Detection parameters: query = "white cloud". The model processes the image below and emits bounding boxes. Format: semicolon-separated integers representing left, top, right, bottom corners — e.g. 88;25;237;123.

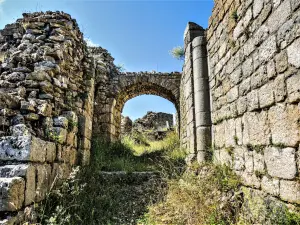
0;0;5;4
84;38;99;47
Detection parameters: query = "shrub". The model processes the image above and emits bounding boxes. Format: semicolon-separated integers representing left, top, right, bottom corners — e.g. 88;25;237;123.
170;46;185;60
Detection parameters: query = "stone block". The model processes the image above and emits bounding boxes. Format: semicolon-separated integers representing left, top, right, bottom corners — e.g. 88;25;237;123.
259;35;277;63
37;103;52;117
49;127;67;144
291;0;300;11
0;136;32;161
250;67;268;90
24;113;39;121
275;50;288;73
280;180;300;204
53;116;68;129
287;38;300;68
239;77;251;96
218;148;233;166
78;116;92;139
196;127;211;151
261;176;280;196
45;142;56;162
235;117;243;145
269;104;299;147
229;67;242;85
79;137;91;150
267;0;291;33
233;146;245;171
242;57;253;78
253;151;264;172
225;119;236;147
236;96;247;115
267;60;276;79
253;0;264;18
240;172;261;188
226;86;239;103
286;73;300;103
274;75;286;102
244;150;253;173
258;82;275;108
242;111;270;145
0;177;25;211
35;164;51;202
214;122;225;148
10;124;31;137
247;90;259;111
264;147;297;179
0;164;37;206
66;132;76;147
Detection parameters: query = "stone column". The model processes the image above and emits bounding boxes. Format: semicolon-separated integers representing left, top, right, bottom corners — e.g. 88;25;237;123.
192;30;212;163
182;22;206;163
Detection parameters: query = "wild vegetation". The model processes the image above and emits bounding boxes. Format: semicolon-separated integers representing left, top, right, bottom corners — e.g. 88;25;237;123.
169;46;185;60
33;131;300;225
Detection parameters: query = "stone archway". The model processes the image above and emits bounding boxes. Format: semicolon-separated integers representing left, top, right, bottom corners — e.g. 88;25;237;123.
93;72;181;141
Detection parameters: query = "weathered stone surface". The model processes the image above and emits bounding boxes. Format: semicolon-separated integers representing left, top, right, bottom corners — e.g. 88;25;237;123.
37;103;52;116
291;0;300;11
233;147;245;171
0;135;57;163
49;127;67;144
280;180;300;204
240;171;261;188
275;51;288;73
261;176;279;196
258;82;274;108
267;0;291;33
274;75;286;102
253;151;264;172
10;124;31;136
0;177;25;211
53;116;68;129
253;0;264;18
246;90;259;111
268;104;299;147
214;122;225;148
35;164;51;202
259;35;277;63
264;147;297;179
287;38;300;68
286;73;300;103
242;111;270;145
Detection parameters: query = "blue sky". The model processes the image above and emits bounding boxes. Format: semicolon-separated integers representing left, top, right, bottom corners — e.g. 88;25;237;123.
0;0;214;120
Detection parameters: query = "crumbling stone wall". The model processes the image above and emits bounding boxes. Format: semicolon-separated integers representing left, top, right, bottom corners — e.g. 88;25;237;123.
93;71;181;141
120;115;133;135
207;0;300;222
133;111;174;132
0;12;96;223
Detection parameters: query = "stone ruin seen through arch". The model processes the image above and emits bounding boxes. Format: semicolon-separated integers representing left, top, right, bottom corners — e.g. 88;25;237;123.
0;0;300;223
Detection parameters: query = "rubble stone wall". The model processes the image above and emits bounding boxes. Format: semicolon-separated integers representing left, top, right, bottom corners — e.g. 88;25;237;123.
0;12;96;222
207;0;300;222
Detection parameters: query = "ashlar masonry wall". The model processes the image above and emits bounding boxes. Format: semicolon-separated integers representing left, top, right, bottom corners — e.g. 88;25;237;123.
207;0;300;222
